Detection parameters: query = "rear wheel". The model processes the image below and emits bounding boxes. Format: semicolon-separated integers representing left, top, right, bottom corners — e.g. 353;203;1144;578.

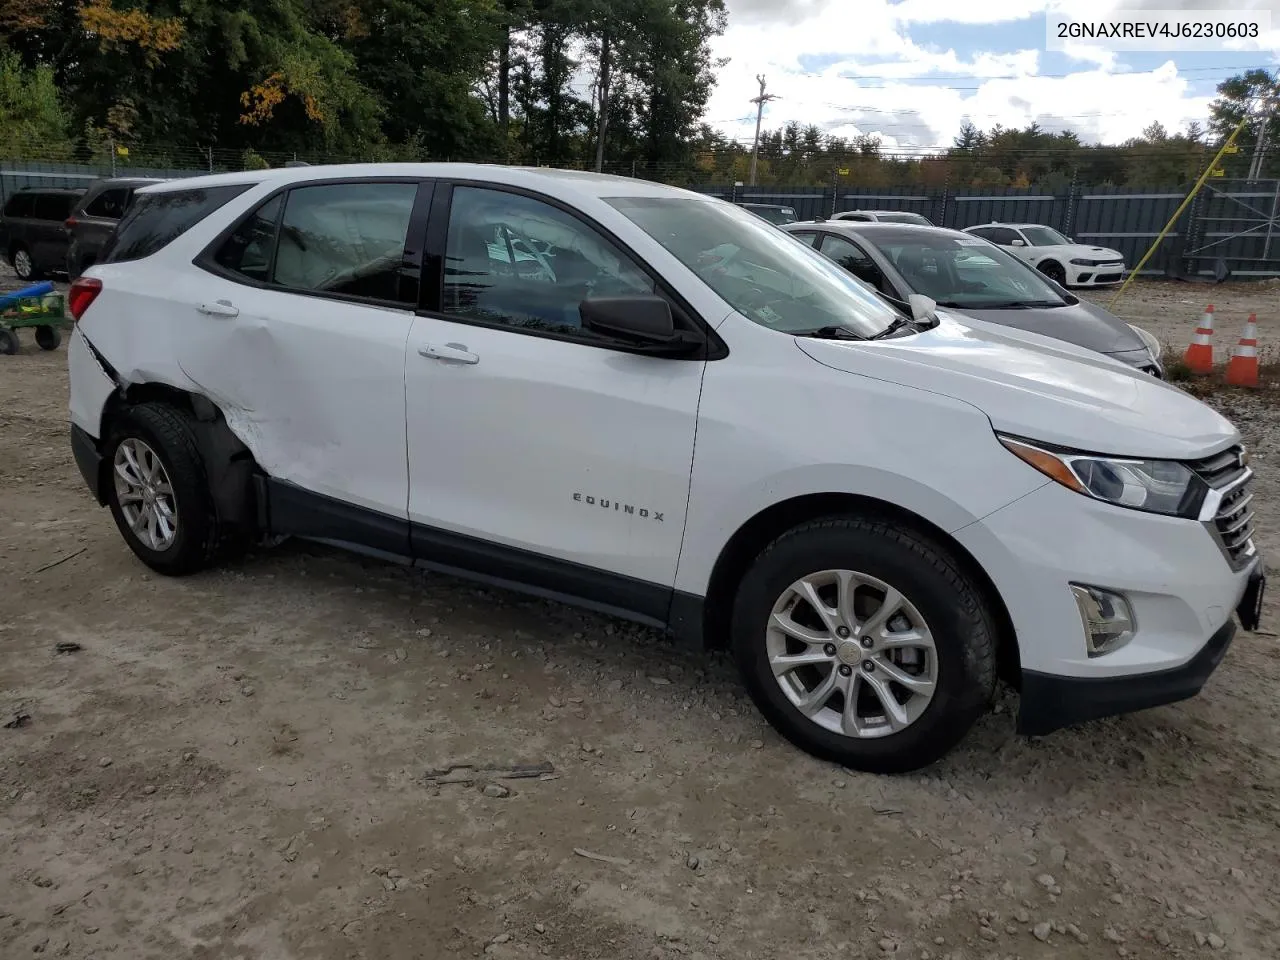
731;516;997;774
0;326;17;355
34;325;61;350
1038;260;1067;286
103;403;221;576
11;245;37;281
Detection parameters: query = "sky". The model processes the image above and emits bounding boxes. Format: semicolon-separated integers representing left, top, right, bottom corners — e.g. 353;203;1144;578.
702;0;1280;153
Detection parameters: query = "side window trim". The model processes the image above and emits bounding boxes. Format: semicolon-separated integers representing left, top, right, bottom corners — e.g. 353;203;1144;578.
193;176;435;312
421;179;728;360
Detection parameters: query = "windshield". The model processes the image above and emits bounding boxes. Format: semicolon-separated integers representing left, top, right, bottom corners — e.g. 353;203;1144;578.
863;228;1069;309
606;196;901;336
1020;226;1069;246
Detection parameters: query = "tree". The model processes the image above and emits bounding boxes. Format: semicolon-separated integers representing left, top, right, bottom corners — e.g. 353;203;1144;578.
1208;68;1280;178
0;52;72;158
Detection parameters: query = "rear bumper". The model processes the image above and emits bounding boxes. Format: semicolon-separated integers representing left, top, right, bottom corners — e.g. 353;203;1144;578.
71;423;106;505
1017;617;1236;736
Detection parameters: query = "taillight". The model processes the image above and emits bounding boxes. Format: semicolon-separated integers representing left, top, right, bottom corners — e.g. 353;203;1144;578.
68;277;102;322
64;217;77;230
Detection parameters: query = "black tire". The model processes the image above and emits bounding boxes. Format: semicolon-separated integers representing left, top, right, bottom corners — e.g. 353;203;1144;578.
34;325;61;351
10;244;39;281
1038;260;1067;286
103;403;221;576
730;516;997;774
0;326;17;355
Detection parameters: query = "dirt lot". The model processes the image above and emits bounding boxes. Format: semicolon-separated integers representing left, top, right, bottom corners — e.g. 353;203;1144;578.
2;278;1280;960
1080;280;1280;366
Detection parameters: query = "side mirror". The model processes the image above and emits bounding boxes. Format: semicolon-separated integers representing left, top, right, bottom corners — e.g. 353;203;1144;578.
1010;238;1026;247
580;295;702;355
907;294;936;322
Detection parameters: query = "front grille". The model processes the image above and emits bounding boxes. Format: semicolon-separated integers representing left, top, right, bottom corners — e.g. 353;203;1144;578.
1189;444;1257;570
1189;445;1248;489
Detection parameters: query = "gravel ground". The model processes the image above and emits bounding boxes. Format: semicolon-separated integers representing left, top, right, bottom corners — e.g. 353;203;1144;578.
2;276;1279;960
1079;280;1280;366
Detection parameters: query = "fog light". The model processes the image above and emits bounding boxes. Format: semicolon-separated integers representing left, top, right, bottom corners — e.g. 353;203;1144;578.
1070;584;1135;657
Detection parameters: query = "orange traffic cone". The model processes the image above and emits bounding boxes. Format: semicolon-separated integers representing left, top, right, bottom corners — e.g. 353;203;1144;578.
1225;313;1260;387
1183;305;1216;374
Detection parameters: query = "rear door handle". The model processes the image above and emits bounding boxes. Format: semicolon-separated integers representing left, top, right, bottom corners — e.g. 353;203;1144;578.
197;299;239;318
418;342;479;365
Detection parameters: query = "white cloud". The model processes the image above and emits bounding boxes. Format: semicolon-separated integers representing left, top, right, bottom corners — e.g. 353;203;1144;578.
700;0;1264;152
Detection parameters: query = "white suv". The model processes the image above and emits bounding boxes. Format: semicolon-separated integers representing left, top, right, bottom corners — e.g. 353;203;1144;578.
66;164;1265;773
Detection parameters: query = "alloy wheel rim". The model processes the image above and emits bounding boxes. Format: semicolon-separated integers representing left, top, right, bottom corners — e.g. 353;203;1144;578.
14;250;31;277
113;438;179;551
765;569;938;739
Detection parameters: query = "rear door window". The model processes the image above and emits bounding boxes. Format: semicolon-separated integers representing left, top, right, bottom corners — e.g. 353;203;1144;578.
4;193;35;218
102;184;255;264
206;180;426;306
34;193;76;221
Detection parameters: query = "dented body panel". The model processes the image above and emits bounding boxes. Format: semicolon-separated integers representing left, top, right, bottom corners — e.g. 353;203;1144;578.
74;261;415;520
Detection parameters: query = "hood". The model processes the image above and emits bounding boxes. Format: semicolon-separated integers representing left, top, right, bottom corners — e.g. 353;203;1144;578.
795;313;1237;460
1044;244;1124;260
951;299;1145;356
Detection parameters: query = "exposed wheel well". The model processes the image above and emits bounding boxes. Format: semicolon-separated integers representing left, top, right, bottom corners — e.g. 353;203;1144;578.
97;383;262;537
1036;259;1064;276
698;493;1021;687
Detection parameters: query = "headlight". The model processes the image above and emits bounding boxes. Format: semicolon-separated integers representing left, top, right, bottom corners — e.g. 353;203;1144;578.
1129;323;1162;360
998;435;1205;517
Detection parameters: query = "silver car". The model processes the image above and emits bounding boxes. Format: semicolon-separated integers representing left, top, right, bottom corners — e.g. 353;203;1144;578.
781;220;1162;376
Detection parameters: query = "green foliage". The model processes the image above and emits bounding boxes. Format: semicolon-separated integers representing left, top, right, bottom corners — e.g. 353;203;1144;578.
0;52;72;159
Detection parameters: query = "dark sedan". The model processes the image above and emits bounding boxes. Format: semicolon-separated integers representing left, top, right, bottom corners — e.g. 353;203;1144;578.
780;220;1163;376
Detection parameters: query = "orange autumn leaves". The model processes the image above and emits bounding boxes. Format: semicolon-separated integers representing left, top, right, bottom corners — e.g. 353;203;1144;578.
75;0;321;126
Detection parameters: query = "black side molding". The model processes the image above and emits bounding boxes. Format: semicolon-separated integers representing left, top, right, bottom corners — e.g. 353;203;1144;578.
1017;618;1236;737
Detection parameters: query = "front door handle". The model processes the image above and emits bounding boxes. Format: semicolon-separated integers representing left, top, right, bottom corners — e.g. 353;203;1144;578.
197;299;239;318
418;342;479;365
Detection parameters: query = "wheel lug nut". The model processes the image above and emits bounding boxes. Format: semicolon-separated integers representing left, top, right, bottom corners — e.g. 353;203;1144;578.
823;644;836;656
862;660;875;672
838;665;853;677
836;626;850;639
860;637;873;649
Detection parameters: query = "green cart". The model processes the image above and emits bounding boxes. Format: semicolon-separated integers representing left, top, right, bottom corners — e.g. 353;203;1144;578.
0;292;67;355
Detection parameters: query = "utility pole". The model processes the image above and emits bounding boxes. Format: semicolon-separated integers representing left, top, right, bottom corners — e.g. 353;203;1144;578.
748;74;779;187
1245;74;1278;182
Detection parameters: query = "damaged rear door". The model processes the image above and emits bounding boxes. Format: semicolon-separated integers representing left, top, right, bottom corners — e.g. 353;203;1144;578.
183;177;433;549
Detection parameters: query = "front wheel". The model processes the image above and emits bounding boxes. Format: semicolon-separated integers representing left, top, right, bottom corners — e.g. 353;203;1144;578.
103;403;221;576
731;516;997;774
1038;260;1067;286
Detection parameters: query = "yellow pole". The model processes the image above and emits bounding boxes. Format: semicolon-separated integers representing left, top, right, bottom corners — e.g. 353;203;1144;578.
1108;112;1252;311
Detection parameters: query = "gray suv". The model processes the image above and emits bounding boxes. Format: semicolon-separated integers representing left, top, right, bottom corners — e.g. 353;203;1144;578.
66;177;166;279
1;187;85;280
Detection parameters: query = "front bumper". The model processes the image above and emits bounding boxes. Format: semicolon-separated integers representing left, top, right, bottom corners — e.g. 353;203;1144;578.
952;481;1265;733
1018;617;1236;736
1066;262;1126;287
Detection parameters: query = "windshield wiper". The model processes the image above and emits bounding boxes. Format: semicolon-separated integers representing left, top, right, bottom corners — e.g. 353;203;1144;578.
792;325;866;341
869;316;917;339
978;299;1064;310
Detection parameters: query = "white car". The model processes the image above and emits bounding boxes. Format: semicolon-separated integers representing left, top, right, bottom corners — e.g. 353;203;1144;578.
961;222;1126;287
65;164;1265;773
831;209;934;226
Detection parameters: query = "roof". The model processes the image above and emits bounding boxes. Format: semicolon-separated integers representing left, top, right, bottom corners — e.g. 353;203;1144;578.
967;222;1047;229
15;185;86;194
137;163;709;203
786;220;961;237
